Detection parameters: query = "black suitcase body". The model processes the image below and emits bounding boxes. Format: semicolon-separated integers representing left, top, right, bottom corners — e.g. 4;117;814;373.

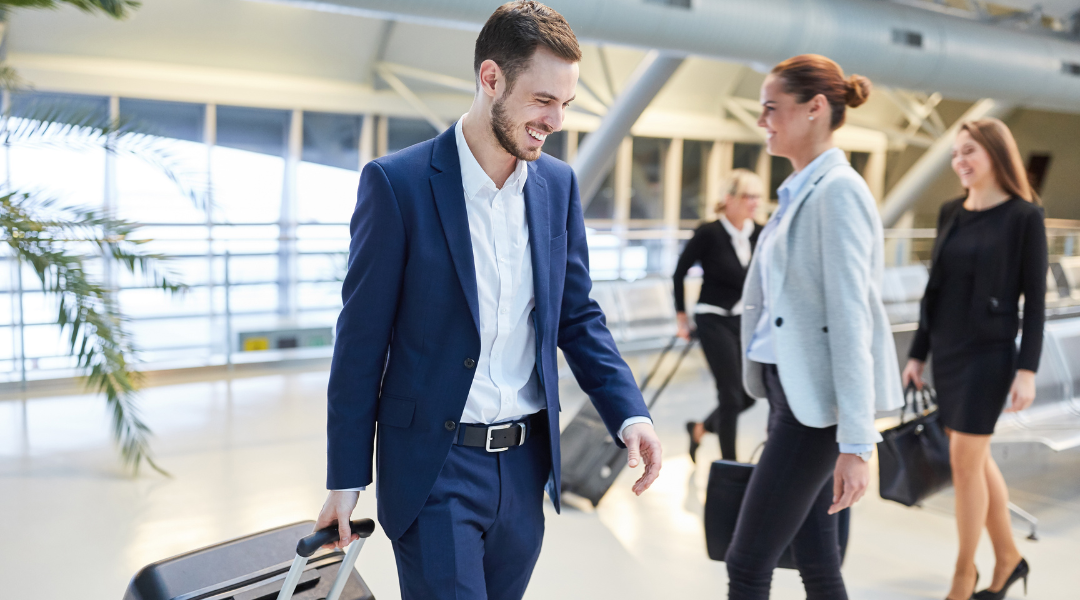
560;336;695;506
124;521;374;600
704;459;850;569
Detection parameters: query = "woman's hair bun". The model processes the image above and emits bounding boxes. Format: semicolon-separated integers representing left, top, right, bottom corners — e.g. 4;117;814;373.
845;74;872;108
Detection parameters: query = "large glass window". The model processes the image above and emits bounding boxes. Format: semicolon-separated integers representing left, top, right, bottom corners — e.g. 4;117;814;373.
732;142;761;172
630;137;667;220
681;140;707;220
212;106;287;224
298;111;363;224
542;130;567;162
770;155;794;200
387;118;438;154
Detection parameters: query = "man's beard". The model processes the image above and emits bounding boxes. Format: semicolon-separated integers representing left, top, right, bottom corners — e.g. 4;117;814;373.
491;96;546;162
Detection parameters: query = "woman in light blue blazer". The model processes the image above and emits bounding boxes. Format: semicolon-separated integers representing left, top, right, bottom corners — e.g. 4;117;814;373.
724;55;903;600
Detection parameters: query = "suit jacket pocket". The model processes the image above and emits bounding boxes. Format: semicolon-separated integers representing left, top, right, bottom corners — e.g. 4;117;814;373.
377;394;416;428
551;231;567;249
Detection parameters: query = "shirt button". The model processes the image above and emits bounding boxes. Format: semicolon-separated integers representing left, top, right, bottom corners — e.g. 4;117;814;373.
500;308;508;314
444;420;457;431
775;317;783;327
464;358;476;369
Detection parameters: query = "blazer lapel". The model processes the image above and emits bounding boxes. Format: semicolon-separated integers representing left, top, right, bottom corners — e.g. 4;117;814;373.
523;163;549;338
430;126;480;334
771;151;847;300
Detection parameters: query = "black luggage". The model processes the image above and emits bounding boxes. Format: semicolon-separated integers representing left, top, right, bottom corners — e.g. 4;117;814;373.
560;335;696;506
124;518;376;600
704;459;850;568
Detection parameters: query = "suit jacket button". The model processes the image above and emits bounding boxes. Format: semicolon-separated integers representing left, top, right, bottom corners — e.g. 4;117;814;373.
444;420;457;431
464;358;476;369
990;297;1000;307
775;317;783;327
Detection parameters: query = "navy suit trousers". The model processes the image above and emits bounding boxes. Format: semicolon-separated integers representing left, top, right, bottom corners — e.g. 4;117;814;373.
392;423;551;600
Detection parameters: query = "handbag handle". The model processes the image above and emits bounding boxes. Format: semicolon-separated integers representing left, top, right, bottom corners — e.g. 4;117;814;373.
901;384;937;424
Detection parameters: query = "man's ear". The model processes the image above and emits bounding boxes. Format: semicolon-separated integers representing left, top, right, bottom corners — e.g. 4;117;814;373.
478;59;502;99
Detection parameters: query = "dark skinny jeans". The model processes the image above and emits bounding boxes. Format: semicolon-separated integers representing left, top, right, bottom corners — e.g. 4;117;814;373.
725;364;847;600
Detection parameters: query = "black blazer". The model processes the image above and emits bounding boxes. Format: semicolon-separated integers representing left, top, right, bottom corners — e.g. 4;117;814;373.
909;196;1047;371
673;219;763;313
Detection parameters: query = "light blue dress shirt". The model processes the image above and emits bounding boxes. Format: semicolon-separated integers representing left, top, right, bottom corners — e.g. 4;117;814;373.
745;148;873;456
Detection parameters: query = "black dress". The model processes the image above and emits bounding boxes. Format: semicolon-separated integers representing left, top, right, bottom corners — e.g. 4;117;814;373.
911;198;1047;435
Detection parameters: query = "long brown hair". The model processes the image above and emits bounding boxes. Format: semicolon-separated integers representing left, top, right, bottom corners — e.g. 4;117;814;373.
771;54;871;130
958;118;1038;204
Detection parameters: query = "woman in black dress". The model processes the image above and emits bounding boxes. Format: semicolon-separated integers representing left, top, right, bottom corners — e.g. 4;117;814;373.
673;169;763;462
902;118;1046;600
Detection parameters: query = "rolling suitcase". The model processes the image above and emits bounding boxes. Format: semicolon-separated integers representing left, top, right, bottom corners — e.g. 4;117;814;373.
560;335;696;506
124;518;376;600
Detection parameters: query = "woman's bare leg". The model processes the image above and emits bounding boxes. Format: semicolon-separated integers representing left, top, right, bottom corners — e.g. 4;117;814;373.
983;455;1023;591
947;431;992;599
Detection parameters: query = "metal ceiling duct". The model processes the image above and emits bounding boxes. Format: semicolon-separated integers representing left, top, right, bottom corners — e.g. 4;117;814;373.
261;0;1080;113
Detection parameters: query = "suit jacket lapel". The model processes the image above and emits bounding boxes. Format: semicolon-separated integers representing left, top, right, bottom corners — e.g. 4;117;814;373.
523;162;549;338
430;126;480;334
770;151;847;301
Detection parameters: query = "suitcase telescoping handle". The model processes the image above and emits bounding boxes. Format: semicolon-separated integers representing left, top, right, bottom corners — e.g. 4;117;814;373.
277;519;376;600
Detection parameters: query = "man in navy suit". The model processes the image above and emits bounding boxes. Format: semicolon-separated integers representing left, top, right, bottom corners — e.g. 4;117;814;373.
315;2;662;598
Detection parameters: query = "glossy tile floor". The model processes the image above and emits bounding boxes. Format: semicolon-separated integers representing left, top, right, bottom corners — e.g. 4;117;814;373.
2;353;1079;599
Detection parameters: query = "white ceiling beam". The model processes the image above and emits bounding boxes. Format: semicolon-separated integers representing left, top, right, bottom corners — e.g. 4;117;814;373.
376;64;448;131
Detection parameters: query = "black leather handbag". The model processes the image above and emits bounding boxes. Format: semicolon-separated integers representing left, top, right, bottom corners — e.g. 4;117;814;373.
877;385;952;507
703;449;850;569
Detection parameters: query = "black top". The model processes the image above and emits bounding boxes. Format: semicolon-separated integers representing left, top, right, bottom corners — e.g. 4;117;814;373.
910;197;1047;371
673;219;763;313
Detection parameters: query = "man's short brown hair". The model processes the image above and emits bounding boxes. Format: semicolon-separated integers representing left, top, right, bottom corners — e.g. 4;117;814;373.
474;1;581;92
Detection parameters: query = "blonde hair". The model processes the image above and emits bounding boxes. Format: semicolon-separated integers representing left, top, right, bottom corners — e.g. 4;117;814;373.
716;169;764;213
958;118;1038;204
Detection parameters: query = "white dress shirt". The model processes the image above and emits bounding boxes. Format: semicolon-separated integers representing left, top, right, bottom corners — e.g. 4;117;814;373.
694;215;754;318
455;117;544;424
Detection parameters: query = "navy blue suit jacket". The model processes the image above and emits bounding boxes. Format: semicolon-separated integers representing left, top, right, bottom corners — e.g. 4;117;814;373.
327;124;649;541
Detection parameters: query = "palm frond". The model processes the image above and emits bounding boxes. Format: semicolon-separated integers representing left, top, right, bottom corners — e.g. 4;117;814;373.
0;1;140;19
2;103;210;213
1;191;184;475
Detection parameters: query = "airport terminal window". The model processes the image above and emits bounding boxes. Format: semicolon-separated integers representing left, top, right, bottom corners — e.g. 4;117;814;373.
1027;153;1052;195
584;169;616;220
770;155;794;200
298;112;363;224
732;142;761;171
543;130;567;161
850;151;870;177
213;106;287;224
630;136;667;220
302;112;362;171
387;117;438;154
5;92;109;209
681;140;707;220
115;99;207;224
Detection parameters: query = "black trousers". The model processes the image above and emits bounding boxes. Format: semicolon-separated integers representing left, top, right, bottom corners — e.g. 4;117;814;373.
695;313;755;460
725;364;846;600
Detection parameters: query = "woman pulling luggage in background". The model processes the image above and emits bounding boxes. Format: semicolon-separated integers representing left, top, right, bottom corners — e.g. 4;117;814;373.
673;169;763;463
902;118;1046;600
725;54;903;600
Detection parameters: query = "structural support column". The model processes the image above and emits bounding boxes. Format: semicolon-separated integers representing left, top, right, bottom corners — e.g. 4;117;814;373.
279;108;303;318
706;141;733;219
662;138;683;274
574;50;685;207
880;98;1014;228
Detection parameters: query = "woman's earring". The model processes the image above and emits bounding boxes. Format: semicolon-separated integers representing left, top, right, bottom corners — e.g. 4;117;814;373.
809;116;815;121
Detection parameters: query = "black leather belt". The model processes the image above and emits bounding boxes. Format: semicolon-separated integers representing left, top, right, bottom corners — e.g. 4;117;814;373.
456;411;546;452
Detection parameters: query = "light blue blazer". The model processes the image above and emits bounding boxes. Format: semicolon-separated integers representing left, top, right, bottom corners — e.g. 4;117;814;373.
740;150;904;445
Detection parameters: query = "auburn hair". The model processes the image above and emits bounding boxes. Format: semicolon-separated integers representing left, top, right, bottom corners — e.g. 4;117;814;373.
771;54;871;130
958;118;1038;203
474;1;581;91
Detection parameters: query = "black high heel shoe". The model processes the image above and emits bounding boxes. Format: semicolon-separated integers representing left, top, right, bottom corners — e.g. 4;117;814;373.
945;568;979;600
973;558;1029;599
686;422;700;464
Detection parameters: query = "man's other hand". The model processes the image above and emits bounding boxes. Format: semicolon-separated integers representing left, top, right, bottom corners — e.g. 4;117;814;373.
315;490;361;550
624;422;663;496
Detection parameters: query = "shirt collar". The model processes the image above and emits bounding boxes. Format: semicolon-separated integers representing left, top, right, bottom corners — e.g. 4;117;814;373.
776;147;844;209
719;214;754;240
455;116;528;199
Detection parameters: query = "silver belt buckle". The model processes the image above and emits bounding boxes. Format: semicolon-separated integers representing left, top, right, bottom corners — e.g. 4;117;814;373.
485;422;527;452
